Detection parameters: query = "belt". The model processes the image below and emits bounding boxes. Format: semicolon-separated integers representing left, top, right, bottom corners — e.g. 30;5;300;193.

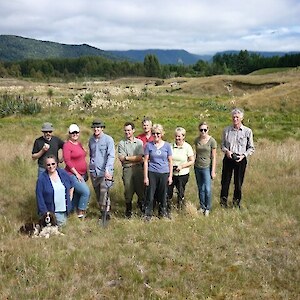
123;163;143;168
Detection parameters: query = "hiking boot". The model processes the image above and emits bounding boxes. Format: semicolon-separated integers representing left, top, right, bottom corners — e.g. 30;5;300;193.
204;210;210;216
233;199;241;209
220;197;228;208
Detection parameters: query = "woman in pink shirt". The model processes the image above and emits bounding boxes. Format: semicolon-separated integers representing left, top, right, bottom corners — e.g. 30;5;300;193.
63;124;90;218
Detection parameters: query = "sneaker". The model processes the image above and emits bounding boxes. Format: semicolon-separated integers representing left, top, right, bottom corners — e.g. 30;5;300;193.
220;197;228;208
204;210;210;216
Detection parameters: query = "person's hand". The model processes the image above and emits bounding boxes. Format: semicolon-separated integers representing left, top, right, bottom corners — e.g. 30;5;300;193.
105;171;113;180
211;171;216;180
168;176;173;185
144;177;149;186
43;143;50;152
236;155;245;162
226;150;232;159
76;174;84;182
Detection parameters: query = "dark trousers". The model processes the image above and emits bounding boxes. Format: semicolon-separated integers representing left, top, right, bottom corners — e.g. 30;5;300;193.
220;156;247;202
167;174;189;209
145;171;169;217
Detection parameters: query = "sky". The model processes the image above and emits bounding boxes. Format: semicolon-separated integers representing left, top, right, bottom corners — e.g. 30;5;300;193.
1;0;300;54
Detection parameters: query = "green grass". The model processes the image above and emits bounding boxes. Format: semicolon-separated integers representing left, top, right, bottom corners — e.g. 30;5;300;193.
0;76;299;299
250;67;293;75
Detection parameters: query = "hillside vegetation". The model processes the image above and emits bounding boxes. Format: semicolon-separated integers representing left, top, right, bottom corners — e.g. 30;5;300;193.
0;70;299;299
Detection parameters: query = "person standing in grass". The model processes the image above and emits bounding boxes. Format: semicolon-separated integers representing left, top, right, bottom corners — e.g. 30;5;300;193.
194;122;217;216
63;124;90;219
137;117;154;147
220;108;255;209
143;124;173;220
89;120;115;222
167;127;194;213
32;122;64;176
118;122;144;218
36;155;74;227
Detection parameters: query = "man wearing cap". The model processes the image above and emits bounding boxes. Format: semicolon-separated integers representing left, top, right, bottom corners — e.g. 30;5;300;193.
32;122;64;176
118;122;144;218
89;119;115;221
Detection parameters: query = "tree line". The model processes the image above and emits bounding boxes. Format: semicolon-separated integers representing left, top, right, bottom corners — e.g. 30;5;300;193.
0;50;299;80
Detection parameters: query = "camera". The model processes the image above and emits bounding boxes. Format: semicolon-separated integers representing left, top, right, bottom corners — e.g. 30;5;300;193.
231;153;239;161
173;166;178;171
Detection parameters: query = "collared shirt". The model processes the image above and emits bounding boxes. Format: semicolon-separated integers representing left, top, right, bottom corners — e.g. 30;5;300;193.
118;137;144;168
88;133;115;177
221;124;255;157
136;133;154;148
172;141;194;176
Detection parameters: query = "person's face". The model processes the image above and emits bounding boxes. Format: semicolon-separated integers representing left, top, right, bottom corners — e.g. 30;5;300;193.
175;132;184;145
199;125;209;136
69;131;80;141
93;126;104;137
232;113;243;127
143;121;152;134
45;158;57;174
43;131;53;141
124;125;134;139
152;130;162;142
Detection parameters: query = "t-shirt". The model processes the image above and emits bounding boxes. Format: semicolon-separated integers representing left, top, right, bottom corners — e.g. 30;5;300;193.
32;136;64;167
51;176;66;212
145;141;172;173
171;141;194;176
63;141;87;175
194;136;217;168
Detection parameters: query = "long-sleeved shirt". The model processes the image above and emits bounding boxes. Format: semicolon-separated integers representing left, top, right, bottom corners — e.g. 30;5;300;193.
221;124;255;158
63;141;87;175
89;133;115;177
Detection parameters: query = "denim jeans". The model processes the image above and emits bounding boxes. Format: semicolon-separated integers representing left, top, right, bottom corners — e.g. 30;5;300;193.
71;175;90;211
38;166;46;177
194;166;212;211
55;212;67;227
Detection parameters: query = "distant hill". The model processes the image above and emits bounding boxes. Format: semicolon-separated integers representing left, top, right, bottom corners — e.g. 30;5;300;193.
0;35;210;65
216;50;300;57
0;35;121;62
109;49;212;65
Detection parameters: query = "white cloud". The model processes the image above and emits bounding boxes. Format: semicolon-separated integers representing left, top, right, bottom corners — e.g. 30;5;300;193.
0;0;300;54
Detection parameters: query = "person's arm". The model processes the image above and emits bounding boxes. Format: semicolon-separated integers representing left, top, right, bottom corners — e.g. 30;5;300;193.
105;137;115;180
211;148;217;179
221;128;232;159
36;177;48;215
168;155;173;185
245;129;255;157
143;154;149;186
32;141;49;160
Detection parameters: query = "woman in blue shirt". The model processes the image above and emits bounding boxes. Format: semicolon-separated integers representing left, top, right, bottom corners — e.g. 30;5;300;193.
144;124;173;220
36;155;74;227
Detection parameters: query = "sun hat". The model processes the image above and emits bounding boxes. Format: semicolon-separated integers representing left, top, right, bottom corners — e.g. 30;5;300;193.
91;119;105;128
41;122;54;132
69;124;80;133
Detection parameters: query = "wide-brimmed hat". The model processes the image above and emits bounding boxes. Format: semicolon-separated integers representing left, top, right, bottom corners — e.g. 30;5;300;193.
41;122;54;132
91;119;105;128
68;124;80;133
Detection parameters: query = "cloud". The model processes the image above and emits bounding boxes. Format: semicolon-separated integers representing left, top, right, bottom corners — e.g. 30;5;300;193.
0;0;300;54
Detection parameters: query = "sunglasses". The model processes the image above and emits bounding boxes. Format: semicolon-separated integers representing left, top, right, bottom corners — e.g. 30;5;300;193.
70;131;79;134
46;163;56;167
44;131;53;134
199;128;208;132
152;132;161;136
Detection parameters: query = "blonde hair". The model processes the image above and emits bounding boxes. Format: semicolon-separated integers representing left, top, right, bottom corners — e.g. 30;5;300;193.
152;124;165;135
198;122;208;129
175;127;186;137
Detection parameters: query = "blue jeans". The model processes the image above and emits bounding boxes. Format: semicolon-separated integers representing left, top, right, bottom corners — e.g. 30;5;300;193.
71;175;90;211
194;166;212;211
55;212;67;227
38;166;46;177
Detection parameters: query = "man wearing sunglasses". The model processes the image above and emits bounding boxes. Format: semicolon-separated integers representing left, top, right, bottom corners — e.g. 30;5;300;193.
220;108;255;209
32;122;64;176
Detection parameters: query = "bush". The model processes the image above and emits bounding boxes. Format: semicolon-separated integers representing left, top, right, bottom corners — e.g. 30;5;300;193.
0;93;41;117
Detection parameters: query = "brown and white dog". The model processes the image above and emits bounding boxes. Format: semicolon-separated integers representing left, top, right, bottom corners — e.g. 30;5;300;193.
19;212;64;238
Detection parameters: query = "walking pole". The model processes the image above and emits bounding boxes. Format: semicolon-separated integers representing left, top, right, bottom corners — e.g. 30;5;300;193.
102;178;113;228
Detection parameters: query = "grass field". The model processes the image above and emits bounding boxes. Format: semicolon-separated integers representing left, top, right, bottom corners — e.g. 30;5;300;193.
0;70;299;299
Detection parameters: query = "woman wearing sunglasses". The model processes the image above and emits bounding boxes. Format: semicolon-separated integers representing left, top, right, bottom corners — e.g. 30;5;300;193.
194;122;217;216
63;124;90;219
36;155;74;227
144;124;173;220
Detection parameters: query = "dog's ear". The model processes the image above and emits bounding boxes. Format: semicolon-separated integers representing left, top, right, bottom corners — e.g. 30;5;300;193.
50;212;58;226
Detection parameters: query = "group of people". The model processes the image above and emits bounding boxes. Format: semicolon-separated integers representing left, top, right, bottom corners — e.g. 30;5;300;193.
32;108;255;226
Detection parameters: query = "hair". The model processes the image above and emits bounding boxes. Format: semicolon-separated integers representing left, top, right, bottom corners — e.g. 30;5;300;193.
152;124;165;135
231;108;244;118
43;154;58;168
174;127;186;137
142;117;152;126
124;122;135;129
198;121;208;129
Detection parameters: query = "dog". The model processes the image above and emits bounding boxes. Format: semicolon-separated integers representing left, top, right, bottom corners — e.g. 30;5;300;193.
19;212;64;238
